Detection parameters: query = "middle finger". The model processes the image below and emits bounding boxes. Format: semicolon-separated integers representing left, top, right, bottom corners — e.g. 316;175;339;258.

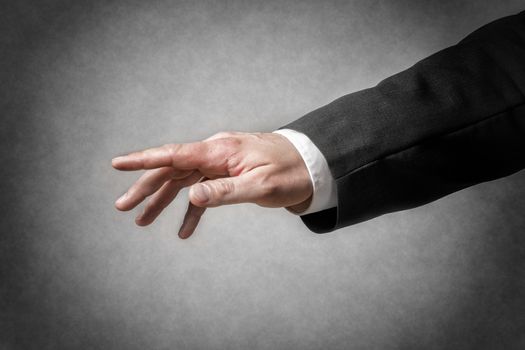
115;167;193;211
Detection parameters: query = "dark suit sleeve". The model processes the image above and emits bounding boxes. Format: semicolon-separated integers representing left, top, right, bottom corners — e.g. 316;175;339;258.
281;11;525;233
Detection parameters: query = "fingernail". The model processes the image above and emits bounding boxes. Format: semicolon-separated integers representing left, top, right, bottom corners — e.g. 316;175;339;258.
116;192;128;205
112;156;125;167
135;213;145;225
192;184;210;203
178;225;188;239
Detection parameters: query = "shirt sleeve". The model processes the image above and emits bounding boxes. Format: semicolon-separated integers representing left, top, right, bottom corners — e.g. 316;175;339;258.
273;129;337;215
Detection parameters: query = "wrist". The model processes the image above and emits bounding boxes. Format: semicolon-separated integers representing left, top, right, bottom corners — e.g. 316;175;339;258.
286;194;313;214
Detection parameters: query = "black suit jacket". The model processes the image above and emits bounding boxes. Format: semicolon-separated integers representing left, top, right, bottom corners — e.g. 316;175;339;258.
282;11;525;233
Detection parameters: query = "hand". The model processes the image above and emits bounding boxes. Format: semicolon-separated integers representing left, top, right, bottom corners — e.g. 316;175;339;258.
112;131;313;239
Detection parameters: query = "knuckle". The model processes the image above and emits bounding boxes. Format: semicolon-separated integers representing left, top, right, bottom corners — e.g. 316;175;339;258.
212;131;234;139
162;143;179;159
211;137;242;161
212;179;234;198
248;132;265;141
127;187;144;200
222;136;242;148
162;143;175;150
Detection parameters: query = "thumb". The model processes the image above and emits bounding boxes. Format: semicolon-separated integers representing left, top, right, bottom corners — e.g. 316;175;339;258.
189;173;262;207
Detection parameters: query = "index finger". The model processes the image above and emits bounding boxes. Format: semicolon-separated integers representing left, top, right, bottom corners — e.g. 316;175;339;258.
112;142;210;171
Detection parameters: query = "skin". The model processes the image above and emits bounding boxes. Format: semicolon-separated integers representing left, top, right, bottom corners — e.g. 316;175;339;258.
112;131;313;239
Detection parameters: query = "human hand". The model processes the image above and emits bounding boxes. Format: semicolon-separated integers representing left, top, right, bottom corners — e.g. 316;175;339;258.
112;131;313;239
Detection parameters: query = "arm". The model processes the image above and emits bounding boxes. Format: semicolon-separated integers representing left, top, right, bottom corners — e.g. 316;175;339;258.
281;10;525;232
113;11;525;237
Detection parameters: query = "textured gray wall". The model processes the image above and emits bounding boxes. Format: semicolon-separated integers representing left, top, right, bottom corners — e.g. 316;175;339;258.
2;1;525;349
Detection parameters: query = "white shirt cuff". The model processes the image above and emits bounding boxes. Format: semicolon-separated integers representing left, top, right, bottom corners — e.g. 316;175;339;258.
273;129;337;215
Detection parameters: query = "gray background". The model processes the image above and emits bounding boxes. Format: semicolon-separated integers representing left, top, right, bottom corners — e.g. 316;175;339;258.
2;0;525;349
